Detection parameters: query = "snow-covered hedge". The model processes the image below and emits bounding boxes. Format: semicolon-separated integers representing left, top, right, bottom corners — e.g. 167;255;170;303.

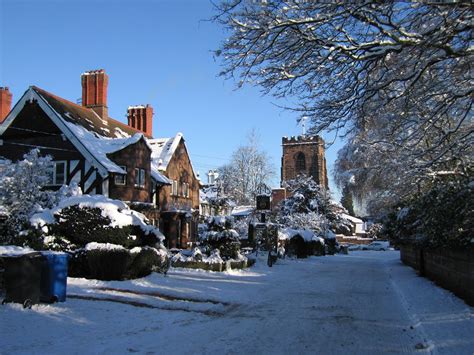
69;243;169;280
170;248;253;272
30;194;164;251
199;216;242;260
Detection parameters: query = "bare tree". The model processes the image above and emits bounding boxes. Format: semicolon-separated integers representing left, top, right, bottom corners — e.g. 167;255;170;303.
218;129;275;205
214;1;473;213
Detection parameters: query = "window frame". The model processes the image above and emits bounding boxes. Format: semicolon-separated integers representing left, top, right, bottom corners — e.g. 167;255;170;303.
115;166;127;186
171;180;178;196
295;152;306;173
47;161;67;186
134;167;146;188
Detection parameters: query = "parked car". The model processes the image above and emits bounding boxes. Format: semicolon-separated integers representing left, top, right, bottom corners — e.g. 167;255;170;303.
362;241;390;251
347;244;362;251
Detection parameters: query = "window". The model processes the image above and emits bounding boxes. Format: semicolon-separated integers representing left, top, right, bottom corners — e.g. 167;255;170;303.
48;161;66;185
171;180;178;196
134;168;145;188
182;182;189;198
115;166;127;185
295;152;306;173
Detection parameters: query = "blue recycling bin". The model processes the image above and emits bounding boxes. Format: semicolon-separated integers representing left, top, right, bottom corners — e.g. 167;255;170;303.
40;252;69;303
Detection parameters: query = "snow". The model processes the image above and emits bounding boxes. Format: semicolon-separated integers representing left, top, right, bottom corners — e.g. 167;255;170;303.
172;248;224;264
231;205;254;217
0;245;34;256
1;251;473;353
64;121;148;175
84;242;126;251
341;213;364;224
30;194;164;241
149;133;183;172
148;133;199;182
278;227;325;244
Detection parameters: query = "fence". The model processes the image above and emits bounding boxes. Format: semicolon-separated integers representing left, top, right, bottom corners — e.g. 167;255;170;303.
400;244;474;306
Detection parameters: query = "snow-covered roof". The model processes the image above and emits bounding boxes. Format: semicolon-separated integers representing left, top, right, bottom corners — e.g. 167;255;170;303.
149;133;200;182
278;228;325;244
64;121;148;174
231;206;255;217
341;213;364;224
149;133;183;172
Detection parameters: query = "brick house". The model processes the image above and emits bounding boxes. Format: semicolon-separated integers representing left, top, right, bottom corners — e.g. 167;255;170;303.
0;70;201;248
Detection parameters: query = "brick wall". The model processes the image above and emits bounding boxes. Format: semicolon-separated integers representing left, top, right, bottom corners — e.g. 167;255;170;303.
400;244;474;306
281;135;328;188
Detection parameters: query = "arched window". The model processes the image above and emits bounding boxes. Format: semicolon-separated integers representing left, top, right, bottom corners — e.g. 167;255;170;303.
295;152;306;173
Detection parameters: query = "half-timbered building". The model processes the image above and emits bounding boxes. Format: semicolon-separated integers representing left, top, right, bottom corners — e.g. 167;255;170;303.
0;70;200;247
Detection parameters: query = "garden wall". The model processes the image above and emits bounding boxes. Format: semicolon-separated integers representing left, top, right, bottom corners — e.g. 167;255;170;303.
336;235;373;245
400;244;474;306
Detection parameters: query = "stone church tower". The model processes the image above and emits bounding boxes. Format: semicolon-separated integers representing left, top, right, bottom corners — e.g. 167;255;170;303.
281;135;328;189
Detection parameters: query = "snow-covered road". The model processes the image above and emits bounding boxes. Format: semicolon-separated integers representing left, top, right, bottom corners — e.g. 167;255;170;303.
1;251;473;354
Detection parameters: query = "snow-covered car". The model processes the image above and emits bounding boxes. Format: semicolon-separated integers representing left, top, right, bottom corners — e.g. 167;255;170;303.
362;241;390;251
347;244;362;251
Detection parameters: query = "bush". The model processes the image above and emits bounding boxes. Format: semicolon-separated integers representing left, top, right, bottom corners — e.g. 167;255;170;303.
384;173;473;249
68;246;169;280
199;216;242;260
85;248;132;281
49;206;135;249
127;247;168;279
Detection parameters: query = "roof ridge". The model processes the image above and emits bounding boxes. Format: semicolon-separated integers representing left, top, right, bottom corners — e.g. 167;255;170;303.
32;86;88;112
32;86;152;138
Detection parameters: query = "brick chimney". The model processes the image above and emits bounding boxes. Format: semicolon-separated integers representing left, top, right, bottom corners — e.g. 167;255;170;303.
127;105;153;137
81;69;109;119
0;87;12;123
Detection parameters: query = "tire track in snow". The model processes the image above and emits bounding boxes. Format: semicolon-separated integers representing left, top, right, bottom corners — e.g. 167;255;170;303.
68;294;226;317
387;265;437;354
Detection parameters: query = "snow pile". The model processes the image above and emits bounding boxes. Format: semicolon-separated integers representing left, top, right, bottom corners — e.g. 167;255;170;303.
278;228;325;244
0;245;34;256
84;242;126;251
30;194;164;241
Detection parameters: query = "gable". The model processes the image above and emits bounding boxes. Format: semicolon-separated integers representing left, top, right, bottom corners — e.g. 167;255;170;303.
0;87;146;177
0;99;82;162
166;139;199;184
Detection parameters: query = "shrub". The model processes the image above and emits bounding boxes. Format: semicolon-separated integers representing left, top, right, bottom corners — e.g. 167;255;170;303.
49;206;135;249
385;172;473;249
68;246;169;280
127;247;168;279
85;248;132;281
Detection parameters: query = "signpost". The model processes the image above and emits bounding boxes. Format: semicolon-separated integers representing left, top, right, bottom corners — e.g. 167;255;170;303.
254;183;278;266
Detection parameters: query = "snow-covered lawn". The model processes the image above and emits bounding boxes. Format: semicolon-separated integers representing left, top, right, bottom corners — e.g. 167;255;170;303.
2;251;473;354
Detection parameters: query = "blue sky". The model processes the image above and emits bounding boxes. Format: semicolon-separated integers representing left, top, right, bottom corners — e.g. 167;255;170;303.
0;0;344;198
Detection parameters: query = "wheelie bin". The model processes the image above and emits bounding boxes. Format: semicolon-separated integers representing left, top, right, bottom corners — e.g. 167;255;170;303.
40;251;69;303
2;252;43;308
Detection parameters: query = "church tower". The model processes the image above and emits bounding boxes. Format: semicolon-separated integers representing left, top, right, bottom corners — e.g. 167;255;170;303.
281;135;328;189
